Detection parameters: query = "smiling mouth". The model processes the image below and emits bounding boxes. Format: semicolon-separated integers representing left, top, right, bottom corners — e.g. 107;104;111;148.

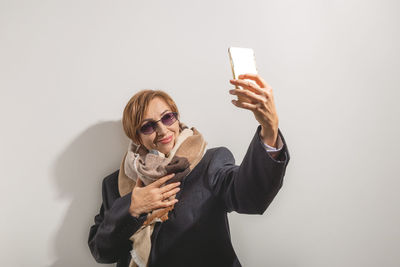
158;135;173;144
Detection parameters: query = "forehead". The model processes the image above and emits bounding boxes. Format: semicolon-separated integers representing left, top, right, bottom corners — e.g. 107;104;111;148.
143;97;171;118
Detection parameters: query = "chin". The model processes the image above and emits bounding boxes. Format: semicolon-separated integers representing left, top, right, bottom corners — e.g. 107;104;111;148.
154;134;176;154
160;140;175;155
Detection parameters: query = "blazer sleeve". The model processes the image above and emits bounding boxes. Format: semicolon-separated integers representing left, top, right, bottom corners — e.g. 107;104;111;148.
208;125;290;214
88;174;148;263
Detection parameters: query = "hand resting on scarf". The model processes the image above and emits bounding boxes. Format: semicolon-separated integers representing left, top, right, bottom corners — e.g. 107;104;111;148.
129;173;181;218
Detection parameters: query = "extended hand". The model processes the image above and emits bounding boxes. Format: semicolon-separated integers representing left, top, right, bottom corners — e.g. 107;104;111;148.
229;73;279;147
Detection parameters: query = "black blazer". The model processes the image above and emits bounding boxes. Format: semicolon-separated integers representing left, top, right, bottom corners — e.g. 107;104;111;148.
88;125;290;267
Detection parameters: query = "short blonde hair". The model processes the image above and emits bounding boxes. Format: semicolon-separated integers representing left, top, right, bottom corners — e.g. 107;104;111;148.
122;89;179;145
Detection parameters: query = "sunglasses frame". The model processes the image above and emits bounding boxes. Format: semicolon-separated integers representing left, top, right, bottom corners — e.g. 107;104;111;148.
138;112;179;135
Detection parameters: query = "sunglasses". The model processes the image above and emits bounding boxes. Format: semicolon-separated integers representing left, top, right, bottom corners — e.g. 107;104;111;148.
138;112;179;135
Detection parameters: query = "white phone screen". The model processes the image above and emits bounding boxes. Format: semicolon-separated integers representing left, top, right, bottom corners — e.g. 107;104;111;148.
228;47;258;81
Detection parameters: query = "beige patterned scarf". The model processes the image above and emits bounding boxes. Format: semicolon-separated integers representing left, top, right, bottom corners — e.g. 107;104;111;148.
118;122;207;267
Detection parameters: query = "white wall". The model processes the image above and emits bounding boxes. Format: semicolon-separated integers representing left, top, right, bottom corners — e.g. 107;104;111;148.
1;0;399;266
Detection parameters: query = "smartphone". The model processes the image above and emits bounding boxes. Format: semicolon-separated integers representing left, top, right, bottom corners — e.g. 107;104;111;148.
228;47;258;102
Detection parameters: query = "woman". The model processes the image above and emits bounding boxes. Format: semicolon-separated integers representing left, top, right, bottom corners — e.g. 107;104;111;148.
88;73;290;267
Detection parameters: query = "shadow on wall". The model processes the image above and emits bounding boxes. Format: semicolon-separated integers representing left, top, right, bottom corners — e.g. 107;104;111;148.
49;120;129;267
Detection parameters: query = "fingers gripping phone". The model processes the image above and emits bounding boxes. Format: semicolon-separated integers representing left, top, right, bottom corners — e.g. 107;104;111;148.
228;47;258;102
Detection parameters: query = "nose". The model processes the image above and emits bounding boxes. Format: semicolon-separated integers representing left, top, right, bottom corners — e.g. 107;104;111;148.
155;121;168;136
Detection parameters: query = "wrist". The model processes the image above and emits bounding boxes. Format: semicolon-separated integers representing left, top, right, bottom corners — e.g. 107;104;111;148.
260;125;278;148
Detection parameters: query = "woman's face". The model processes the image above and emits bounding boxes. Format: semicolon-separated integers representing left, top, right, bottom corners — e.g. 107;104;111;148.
138;97;180;155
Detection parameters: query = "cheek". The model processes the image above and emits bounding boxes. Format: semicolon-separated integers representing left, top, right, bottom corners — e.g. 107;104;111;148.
150;133;158;143
140;133;155;146
173;126;180;137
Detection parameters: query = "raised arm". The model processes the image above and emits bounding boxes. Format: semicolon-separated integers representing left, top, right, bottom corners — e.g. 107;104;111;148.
208;126;290;214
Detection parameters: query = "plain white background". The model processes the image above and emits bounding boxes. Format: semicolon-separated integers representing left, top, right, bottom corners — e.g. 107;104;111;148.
1;0;399;266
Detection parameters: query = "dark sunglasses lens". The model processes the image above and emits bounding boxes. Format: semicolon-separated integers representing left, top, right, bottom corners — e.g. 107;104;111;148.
161;112;177;125
140;122;155;135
